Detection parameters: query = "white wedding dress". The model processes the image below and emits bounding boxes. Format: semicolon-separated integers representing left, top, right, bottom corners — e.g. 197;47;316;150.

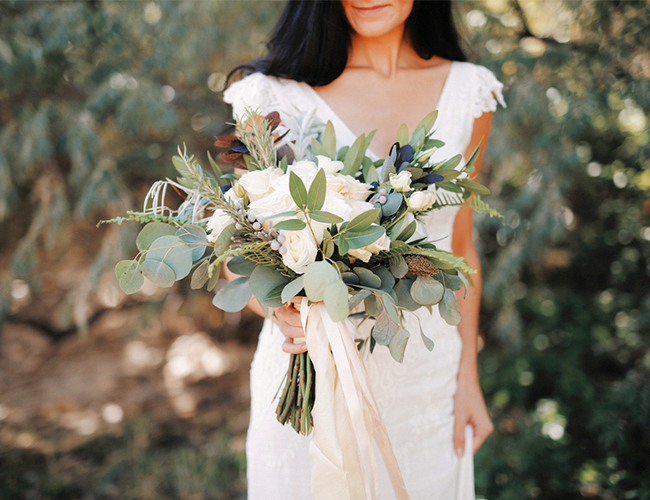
223;61;505;500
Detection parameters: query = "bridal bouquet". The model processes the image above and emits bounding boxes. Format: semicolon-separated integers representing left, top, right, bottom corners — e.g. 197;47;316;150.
105;108;500;437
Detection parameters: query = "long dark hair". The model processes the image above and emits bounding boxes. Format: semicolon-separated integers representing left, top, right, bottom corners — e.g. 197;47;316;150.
230;0;467;87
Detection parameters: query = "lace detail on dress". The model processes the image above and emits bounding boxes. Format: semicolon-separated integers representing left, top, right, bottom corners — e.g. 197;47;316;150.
223;72;280;120
472;66;507;119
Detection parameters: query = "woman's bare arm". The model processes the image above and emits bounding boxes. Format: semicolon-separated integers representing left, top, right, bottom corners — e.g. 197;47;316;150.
450;111;495;456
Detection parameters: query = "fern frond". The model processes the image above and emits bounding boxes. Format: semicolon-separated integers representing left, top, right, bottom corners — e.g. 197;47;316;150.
427;192;503;221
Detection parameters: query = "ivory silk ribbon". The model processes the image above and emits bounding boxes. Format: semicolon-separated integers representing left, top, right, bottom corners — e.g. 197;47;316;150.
300;298;410;500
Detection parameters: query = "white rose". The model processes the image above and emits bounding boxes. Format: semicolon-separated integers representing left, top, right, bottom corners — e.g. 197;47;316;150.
325;173;372;201
270;161;319;195
389;171;413;192
206;209;233;243
347;226;390;263
408;190;437;211
316;155;344;175
248;191;296;227
223;187;242;205
321;191;353;221
237;168;283;202
280;225;323;274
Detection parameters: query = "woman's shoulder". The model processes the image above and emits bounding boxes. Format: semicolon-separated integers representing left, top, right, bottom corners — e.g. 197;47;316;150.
449;61;506;118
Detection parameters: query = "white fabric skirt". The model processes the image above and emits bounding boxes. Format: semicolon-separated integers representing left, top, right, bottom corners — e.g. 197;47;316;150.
246;311;475;500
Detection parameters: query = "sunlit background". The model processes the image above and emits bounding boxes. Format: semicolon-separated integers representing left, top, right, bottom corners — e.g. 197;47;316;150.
0;1;648;499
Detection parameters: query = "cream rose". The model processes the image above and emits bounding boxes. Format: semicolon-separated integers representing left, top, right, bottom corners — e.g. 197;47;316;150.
347;227;390;263
280;225;324;274
237;167;283;202
326;173;372;201
347;200;376;221
389;171;413;192
248;191;296;227
206;209;233;243
408;190;437;211
316;155;344;175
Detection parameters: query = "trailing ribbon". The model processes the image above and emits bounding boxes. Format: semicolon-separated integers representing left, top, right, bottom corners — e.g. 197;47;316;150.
300;298;410;500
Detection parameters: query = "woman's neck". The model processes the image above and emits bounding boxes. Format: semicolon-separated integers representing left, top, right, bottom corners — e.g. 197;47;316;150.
347;26;422;78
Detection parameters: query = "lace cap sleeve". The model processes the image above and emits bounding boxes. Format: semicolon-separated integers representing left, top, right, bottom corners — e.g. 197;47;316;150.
222;72;277;120
473;66;506;119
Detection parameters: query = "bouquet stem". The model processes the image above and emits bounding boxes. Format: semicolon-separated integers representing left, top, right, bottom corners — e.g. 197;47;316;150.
276;351;316;435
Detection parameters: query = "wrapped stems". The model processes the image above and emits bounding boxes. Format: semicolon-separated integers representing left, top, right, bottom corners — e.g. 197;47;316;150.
276;352;316;435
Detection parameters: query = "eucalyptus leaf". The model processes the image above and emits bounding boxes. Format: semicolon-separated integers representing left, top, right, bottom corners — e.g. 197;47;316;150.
439;272;463;291
118;269;144;295
273;219;307;231
141;259;176;288
213;277;252;312
364;293;383;318
227;255;258;277
308;168;327;211
136;222;177;252
338;234;349;255
380;293;400;324
381;192;402;217
389;255;409;279
345;225;385;250
437;181;463;194
346;208;380;233
456;178;491;195
303;261;340;302
289;171;308;209
116;260;137;279
396;220;417;242
323;280;350;321
323;239;335;259
458;272;470;299
213;223;237;254
439;154;462;171
309;210;343;224
419;322;435;351
341;133;366;176
382;156;396;183
207;150;226;186
145;235;193;280
439;287;461;325
264;210;298;220
342;272;360;285
373;266;395;293
311;137;327;158
281;275;304;304
349;289;371;310
207;263;221;291
249;266;290;308
411;276;444;305
176;224;207;261
353;267;382;289
323;121;337;160
371;311;397;346
396;123;409;147
393;278;419;311
388;326;410;363
191;260;210;289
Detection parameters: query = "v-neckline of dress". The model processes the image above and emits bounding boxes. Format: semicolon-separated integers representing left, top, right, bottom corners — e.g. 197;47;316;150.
298;61;457;160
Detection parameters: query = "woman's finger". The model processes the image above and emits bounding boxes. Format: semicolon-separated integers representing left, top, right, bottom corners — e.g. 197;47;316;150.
453;412;468;458
282;337;308;354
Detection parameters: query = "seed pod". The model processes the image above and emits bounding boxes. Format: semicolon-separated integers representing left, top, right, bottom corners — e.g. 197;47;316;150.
404;255;440;276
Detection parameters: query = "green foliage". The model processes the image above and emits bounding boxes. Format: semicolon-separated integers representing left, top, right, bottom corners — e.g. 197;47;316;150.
460;1;650;498
0;0;282;327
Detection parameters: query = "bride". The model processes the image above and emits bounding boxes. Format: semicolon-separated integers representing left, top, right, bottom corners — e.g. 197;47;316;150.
223;0;504;498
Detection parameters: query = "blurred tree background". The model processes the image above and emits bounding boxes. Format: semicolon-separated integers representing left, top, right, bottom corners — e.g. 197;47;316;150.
0;1;648;499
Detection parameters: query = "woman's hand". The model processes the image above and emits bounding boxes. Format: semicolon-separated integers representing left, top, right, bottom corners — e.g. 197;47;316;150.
274;300;308;354
453;374;494;457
